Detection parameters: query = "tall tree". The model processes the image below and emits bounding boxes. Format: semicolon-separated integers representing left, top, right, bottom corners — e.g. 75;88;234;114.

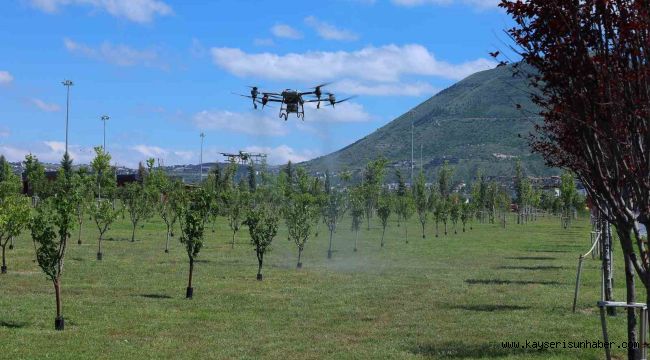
23;153;46;199
500;3;650;355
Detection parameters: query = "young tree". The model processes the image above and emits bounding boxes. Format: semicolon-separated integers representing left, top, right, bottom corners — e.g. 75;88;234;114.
284;191;318;269
179;198;204;298
322;172;347;259
246;204;279;280
437;160;454;200
438;199;450;236
159;180;183;253
121;181;155;242
224;185;247;249
90;146;113;200
349;185;365;251
72;168;93;245
449;194;461;235
377;190;392;248
362;157;387;230
91;199;119;260
0;195;31;273
29;156;77;330
413;171;429;239
559;172;577;229
23;153;46;201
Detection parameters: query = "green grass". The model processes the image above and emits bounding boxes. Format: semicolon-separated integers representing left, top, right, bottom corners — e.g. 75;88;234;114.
0;213;634;359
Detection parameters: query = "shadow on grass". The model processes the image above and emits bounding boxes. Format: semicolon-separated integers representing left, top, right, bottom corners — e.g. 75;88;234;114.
0;320;27;329
465;279;561;285
139;294;172;299
194;259;212;263
410;341;548;358
498;265;565;270
526;249;571;253
506;256;556;260
452;304;530;312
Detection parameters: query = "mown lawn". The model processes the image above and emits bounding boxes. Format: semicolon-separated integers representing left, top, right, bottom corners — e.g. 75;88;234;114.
0;213;634;359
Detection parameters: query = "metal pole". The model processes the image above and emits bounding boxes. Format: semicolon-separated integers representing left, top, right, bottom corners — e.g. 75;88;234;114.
573;256;584;313
600;305;612;360
62;80;74;155
101;115;110;152
199;132;205;183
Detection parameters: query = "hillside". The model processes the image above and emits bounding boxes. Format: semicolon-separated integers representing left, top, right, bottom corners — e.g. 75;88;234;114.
302;64;556;182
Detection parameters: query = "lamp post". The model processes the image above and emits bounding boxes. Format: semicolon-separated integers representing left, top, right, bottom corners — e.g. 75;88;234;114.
100;115;110;151
199;132;205;183
62;80;74;155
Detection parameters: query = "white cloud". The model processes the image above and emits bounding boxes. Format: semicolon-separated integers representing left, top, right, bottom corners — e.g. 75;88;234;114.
31;98;61;112
332;80;438;96
132;144;168;158
303;102;372;123
29;0;172;23
193;110;287;136
0;71;13;85
271;24;302;39
392;0;499;9
304;16;358;41
253;38;275;47
211;44;495;83
243;145;320;165
64;38;166;69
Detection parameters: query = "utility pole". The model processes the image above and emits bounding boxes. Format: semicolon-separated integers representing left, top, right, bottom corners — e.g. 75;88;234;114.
62;80;74;155
411;118;414;184
199;132;205;183
100;115;110;151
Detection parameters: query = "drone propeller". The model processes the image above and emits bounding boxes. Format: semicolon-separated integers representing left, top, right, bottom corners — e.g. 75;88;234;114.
326;95;356;107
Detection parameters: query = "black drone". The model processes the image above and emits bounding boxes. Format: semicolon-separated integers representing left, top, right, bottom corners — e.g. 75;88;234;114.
234;83;355;120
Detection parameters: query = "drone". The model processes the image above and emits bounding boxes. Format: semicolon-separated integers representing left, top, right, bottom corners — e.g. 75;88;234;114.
234;83;355;120
221;151;267;165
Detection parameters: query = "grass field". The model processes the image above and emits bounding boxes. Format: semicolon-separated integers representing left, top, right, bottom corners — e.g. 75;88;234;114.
0;213;636;359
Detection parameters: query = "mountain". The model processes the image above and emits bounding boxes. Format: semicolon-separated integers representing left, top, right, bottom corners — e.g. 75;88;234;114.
301;64;557;182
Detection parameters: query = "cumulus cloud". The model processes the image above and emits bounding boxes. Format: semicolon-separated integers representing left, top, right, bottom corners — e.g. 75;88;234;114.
211;44;495;83
193;110;287;136
243;145;320;165
391;0;499;9
0;71;13;85
132;144;168;158
332;80;438;96
303;102;372;123
64;38;166;69
304;16;358;41
271;24;302;39
31;98;61;112
29;0;172;23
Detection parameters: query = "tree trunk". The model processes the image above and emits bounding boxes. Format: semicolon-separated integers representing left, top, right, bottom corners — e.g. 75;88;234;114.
1;243;7;273
257;253;263;280
232;231;236;249
297;248;303;268
77;224;82;245
97;235;103;260
601;219;615;316
131;223;137;242
381;227;385;247
405;226;408;244
9;236;13;250
354;230;358;252
54;277;64;330
444;222;447;235
624;252;639;360
186;257;194;298
435;222;439;237
327;230;333;259
421;222;425;239
165;227;170;253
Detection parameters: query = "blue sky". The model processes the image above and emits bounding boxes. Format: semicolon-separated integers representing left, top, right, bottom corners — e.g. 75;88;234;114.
0;0;509;167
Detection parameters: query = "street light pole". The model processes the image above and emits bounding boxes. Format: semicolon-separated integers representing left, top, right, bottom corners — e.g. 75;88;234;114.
62;80;74;155
101;115;110;152
199;132;205;183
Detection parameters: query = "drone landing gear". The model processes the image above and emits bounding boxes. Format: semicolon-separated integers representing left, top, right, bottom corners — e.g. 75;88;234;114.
279;112;288;121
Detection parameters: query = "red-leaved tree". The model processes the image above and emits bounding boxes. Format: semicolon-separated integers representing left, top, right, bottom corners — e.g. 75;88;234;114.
500;1;649;358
